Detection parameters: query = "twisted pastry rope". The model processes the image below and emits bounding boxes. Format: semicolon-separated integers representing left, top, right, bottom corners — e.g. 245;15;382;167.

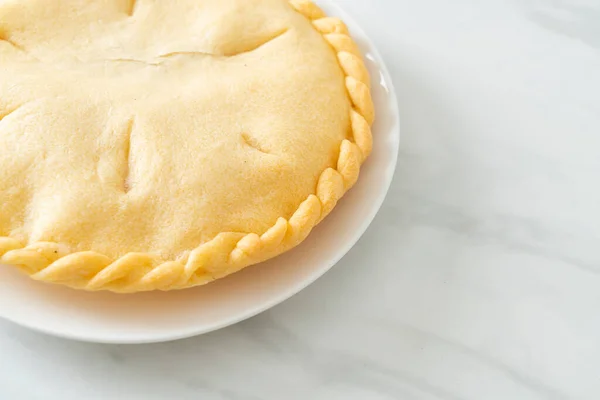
0;0;374;292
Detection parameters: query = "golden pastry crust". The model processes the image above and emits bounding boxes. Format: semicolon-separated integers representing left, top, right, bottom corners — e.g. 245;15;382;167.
0;0;374;292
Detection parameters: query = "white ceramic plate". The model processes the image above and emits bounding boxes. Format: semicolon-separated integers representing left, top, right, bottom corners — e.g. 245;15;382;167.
0;1;400;344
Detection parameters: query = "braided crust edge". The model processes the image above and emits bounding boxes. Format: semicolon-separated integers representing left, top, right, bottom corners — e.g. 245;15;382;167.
0;0;374;293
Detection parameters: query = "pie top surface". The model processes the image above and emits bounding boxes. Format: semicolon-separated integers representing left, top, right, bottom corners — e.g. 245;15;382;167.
0;0;374;292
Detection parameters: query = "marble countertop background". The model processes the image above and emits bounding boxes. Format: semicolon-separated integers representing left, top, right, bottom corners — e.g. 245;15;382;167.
2;0;600;399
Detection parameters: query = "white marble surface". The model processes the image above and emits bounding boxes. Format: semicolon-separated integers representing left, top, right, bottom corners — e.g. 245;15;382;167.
2;0;600;398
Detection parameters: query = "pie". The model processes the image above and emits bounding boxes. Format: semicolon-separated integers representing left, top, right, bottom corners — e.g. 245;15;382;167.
0;0;374;292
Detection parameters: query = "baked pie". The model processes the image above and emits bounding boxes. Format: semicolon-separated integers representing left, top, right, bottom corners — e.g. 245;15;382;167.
0;0;374;292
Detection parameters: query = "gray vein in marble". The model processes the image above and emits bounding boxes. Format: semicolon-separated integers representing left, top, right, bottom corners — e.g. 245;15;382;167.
369;318;568;400
520;0;600;49
237;314;468;400
384;186;600;276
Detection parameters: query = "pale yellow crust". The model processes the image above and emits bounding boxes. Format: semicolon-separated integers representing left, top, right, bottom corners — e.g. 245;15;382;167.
0;0;374;292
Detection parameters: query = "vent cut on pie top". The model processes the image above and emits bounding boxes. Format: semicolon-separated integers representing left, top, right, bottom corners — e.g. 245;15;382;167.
0;0;374;292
